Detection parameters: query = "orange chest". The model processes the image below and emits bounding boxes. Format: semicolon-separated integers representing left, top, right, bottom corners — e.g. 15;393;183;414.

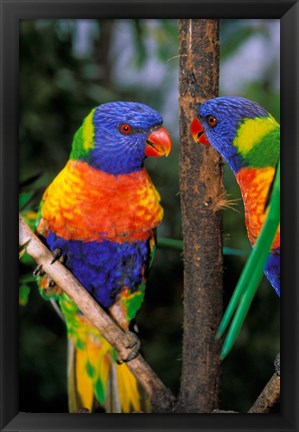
38;161;163;242
236;167;280;248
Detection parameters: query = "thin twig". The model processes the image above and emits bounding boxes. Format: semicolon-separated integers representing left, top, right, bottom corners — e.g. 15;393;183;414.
19;214;176;413
248;373;280;413
50;299;65;322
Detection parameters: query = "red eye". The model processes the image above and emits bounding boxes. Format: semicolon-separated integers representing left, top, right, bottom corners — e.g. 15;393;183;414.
206;115;217;127
120;123;132;134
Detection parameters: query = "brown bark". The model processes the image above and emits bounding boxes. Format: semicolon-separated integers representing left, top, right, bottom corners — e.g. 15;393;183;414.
177;19;223;413
19;215;175;413
95;20;114;87
248;373;280;413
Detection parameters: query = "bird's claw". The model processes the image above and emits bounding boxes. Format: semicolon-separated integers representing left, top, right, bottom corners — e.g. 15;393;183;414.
274;353;280;376
19;240;31;259
51;248;63;264
33;264;44;277
49;279;56;288
78;408;89;413
116;331;140;364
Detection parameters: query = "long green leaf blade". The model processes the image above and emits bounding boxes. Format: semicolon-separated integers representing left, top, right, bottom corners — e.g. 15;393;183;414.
218;161;280;357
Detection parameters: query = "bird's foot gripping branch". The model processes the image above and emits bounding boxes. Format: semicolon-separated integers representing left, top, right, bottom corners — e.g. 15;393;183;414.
19;214;176;413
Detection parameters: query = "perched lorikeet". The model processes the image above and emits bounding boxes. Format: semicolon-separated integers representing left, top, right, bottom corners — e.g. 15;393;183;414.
36;101;172;413
191;96;280;296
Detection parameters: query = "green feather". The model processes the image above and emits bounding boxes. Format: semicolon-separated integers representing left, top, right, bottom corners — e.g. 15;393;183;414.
246;128;280;167
95;378;105;404
70;108;95;161
86;361;96;379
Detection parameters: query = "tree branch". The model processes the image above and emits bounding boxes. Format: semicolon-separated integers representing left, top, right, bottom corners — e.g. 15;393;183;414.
19;214;176;413
248;372;280;413
177;18;223;413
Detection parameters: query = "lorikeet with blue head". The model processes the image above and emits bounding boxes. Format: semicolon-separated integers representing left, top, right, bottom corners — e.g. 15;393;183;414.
36;101;172;413
191;96;280;296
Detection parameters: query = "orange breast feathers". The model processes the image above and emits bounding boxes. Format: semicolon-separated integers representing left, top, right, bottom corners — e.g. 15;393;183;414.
236;167;280;249
37;160;164;242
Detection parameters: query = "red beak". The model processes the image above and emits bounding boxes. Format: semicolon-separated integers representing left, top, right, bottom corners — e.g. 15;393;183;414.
145;126;172;157
190;117;210;145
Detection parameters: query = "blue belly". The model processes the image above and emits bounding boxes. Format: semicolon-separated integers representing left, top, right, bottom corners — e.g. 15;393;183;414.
264;247;280;296
45;231;150;308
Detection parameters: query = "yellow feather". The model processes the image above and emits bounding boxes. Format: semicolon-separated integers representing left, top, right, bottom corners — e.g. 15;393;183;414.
76;347;94;412
115;363;142;413
82;108;95;151
234;115;279;156
59;290;150;412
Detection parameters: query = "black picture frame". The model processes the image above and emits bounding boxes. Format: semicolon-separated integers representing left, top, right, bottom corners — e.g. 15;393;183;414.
1;1;298;431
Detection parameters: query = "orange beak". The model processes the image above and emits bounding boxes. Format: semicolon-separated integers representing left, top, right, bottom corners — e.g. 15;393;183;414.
190;117;210;145
145;126;172;157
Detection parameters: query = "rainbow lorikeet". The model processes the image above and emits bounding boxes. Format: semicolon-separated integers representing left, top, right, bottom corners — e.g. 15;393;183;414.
191;96;280;296
36;101;172;413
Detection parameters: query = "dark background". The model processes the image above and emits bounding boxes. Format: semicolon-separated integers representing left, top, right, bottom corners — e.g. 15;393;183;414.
19;19;280;413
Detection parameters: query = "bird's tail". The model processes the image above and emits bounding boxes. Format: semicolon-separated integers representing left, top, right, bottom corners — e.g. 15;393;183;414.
60;293;150;413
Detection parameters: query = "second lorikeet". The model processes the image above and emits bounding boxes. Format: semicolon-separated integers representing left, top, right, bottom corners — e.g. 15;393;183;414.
191;96;280;296
36;101;172;413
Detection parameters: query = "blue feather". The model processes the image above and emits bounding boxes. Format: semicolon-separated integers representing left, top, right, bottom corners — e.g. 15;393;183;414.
89;102;163;175
46;230;150;308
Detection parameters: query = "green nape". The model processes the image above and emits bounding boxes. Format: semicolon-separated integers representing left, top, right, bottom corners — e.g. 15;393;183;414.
246;127;280;167
70;108;95;161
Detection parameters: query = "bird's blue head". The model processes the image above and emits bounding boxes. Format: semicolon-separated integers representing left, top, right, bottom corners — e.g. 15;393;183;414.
70;101;172;175
191;97;279;173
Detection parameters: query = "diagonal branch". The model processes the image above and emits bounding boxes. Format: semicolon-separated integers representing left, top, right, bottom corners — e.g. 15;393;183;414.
248;372;280;413
213;371;280;414
19;214;176;413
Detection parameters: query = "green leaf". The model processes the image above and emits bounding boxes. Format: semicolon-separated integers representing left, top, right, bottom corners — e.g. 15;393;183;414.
20;210;38;231
217;160;280;359
19;191;34;209
157;237;183;250
19;273;36;284
19;252;35;265
19;284;31;306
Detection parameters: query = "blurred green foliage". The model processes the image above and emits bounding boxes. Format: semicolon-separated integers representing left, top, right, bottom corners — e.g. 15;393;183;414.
19;19;280;413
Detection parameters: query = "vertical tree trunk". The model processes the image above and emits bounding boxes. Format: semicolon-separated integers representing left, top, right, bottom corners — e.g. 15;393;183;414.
95;20;115;87
177;19;223;413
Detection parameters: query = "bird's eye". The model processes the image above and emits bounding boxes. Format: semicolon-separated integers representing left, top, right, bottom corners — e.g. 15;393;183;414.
206;115;217;127
120;124;132;134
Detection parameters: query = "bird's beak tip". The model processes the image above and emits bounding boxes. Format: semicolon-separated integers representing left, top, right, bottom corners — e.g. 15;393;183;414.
145;126;172;158
190;117;210;146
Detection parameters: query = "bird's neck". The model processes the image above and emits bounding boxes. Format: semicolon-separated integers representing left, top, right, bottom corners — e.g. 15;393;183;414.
231;117;280;171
